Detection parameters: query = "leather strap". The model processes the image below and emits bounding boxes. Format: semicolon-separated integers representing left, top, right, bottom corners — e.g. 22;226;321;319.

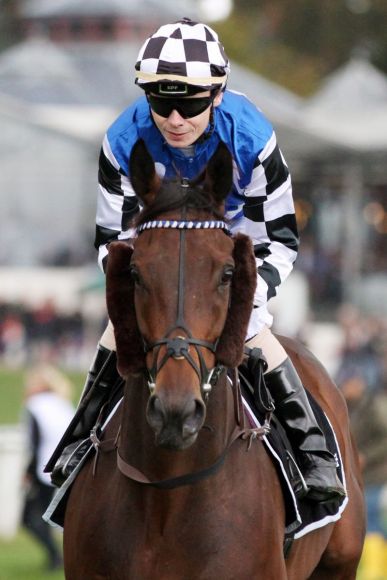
116;424;260;490
93;372;270;489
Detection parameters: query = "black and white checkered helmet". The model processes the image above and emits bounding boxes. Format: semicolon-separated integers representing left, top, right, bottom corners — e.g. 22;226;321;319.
135;18;230;94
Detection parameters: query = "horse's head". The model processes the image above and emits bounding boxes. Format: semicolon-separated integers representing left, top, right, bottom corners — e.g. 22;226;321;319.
106;140;256;450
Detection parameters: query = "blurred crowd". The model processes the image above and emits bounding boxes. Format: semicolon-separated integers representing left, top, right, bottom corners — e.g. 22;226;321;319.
0;299;105;370
334;304;387;577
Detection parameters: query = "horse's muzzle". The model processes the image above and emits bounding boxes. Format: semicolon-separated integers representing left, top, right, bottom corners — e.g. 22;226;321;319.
146;394;206;450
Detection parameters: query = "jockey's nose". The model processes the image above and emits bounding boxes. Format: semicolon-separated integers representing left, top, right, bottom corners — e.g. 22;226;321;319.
146;393;206;448
167;109;185;124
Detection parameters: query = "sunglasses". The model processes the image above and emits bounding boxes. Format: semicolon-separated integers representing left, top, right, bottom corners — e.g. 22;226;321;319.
147;94;215;119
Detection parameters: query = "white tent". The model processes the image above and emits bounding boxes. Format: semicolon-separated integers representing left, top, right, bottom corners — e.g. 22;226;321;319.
302;56;387;152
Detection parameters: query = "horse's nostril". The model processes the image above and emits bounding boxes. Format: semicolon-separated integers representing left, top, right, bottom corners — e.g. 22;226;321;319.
146;395;166;433
147;393;206;445
182;399;206;438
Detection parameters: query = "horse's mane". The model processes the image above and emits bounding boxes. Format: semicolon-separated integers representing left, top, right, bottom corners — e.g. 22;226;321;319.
135;178;226;226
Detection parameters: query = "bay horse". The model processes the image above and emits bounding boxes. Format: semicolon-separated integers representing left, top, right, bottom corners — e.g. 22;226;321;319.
63;140;365;579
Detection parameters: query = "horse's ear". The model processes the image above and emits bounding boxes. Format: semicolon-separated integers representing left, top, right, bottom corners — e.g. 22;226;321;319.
129;139;160;206
204;142;233;206
106;241;146;377
216;233;257;368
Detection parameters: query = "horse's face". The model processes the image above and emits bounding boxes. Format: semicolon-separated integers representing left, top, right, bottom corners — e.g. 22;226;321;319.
132;226;235;449
107;140;256;450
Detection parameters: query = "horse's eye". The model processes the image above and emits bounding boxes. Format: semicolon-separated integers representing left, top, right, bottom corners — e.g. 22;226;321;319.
220;266;234;286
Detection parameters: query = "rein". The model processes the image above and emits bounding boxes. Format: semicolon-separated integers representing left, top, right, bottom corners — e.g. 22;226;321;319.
92;370;269;490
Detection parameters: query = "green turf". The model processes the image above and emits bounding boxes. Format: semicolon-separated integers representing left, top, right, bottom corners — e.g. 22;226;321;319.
0;530;64;580
0;529;373;579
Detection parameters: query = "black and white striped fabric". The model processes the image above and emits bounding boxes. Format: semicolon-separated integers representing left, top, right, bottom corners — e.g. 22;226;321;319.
135;18;230;89
96;135;140;270
228;131;297;310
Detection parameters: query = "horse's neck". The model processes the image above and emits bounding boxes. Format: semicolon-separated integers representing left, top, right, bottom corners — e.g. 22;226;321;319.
119;373;236;483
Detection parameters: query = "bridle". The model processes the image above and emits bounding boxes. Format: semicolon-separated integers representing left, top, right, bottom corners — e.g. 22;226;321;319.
93;215;270;489
136;217;231;400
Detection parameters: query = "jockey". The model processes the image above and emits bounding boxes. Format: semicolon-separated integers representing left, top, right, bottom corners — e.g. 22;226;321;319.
48;18;345;503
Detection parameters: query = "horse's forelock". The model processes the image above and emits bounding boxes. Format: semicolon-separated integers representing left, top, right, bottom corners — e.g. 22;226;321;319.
216;233;257;368
135;180;225;227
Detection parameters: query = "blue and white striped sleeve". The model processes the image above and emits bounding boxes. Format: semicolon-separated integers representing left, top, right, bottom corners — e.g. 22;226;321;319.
240;131;299;307
95;134;139;271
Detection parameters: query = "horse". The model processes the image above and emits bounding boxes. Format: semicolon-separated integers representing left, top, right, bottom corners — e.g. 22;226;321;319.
62;140;365;579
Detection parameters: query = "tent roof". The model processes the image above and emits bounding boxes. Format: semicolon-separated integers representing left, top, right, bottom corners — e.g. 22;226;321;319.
302;57;387;152
0;37;137;107
20;0;198;19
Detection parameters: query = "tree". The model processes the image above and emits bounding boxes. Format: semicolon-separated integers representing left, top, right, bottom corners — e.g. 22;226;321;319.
216;0;387;95
0;0;22;51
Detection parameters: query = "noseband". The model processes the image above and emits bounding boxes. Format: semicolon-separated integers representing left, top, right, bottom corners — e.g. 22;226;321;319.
136;218;231;399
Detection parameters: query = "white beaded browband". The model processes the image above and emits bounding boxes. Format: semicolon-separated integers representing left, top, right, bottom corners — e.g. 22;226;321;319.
137;219;230;234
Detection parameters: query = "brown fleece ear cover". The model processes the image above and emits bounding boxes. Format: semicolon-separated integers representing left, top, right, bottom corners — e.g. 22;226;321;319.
215;233;257;368
106;241;145;377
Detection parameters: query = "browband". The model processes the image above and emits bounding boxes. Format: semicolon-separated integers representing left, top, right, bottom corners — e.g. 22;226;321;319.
137;219;231;234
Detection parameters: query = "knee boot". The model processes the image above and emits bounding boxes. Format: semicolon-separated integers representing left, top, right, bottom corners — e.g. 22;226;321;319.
44;345;122;484
265;357;346;503
72;345;121;438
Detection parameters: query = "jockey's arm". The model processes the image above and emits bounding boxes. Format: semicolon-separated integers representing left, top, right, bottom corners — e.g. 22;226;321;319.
237;131;299;308
95;135;139;272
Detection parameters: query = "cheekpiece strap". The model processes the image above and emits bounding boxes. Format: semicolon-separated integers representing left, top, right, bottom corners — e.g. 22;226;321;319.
137;220;230;234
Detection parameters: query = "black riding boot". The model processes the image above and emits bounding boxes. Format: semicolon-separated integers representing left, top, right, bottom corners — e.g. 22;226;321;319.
45;345;122;486
264;358;346;503
72;345;120;439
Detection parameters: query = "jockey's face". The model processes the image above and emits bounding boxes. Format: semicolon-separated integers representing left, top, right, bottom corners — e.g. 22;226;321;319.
149;90;223;148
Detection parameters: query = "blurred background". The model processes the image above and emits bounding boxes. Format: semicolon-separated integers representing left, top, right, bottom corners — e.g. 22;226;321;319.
0;0;386;578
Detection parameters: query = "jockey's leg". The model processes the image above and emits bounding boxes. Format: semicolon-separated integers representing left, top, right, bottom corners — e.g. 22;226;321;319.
246;327;346;503
73;321;119;439
45;321;121;486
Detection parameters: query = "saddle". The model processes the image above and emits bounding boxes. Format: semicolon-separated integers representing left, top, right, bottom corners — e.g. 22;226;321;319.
239;348;346;547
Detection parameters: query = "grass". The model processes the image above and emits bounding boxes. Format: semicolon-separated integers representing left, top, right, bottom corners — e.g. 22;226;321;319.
0;530;64;580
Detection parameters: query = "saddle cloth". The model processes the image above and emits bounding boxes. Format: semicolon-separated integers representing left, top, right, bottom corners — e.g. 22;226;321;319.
241;383;348;540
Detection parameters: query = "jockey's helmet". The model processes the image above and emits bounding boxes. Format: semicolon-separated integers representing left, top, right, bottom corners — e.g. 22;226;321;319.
134;18;230;97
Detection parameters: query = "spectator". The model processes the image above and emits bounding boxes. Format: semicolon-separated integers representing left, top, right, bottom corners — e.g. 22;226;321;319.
335;304;384;393
21;364;75;571
337;331;387;578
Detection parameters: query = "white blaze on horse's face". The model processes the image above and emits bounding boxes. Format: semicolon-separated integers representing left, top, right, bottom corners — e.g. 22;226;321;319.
131;226;234;450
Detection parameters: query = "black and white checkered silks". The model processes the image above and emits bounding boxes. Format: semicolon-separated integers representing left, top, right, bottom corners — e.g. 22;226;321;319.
135;19;230;90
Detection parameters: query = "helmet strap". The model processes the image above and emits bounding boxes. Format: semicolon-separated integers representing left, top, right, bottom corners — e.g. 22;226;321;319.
196;104;216;144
